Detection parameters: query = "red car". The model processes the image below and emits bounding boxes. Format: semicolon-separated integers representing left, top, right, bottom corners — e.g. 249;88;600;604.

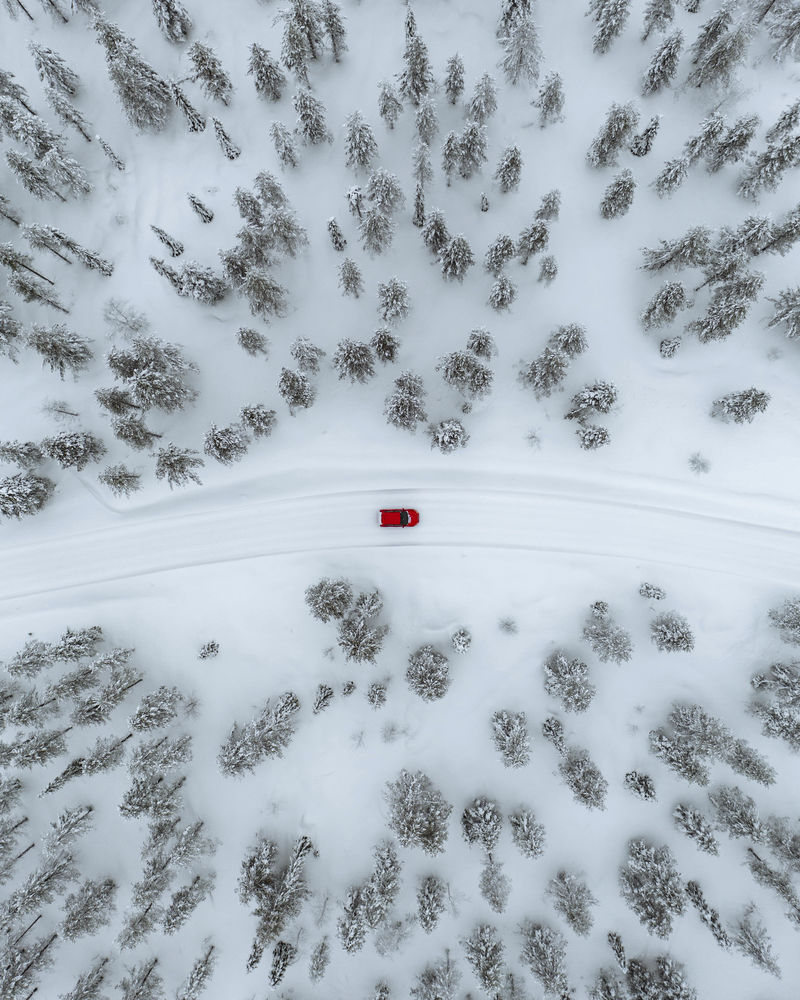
379;508;420;527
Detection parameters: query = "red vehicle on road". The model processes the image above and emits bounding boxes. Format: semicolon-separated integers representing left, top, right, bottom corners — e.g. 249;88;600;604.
379;508;420;527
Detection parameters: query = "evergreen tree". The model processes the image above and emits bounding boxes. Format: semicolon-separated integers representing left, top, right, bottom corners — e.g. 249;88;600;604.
542;650;596;712
560;747;608;809
95;19;172;132
59;957;111;1000
485;234;515;276
516;220;550;263
212;117;240;159
29;42;79;96
0;439;43;468
643;29;683;94
399;32;435;106
43;431;105;470
61;877;117;940
171;83;205;133
491;710;530;766
322;0;347;60
687;270;764;342
765;98;799;143
26;323;92;379
248;44;285;102
0;473;54;519
590;0;632;54
415;96;438;145
439;235;475;281
441;130;461;185
366;168;405;215
732;904;780;976
684;112;725;164
293;88;331;144
600;169;635;217
112;415;161;451
308;938;330;982
116;958;165;1000
641;281;688;328
587;101;639;167
371;327;400;364
98;465;141;497
429;418;469;453
467;73;497;125
203;423;249;465
642;0;676;39
188;193;213;224
535;71;565;125
412;182;425;227
188;41;232;104
378;277;410;324
332;338;375;382
768;286;800;339
463;924;504;991
406;644;450;701
360;207;394;254
422;208;450;254
547;871;597;936
519;344;569;398
98;135;126;171
641;225;711;269
436;349;493;398
495;145;523;192
412;141;433;190
519;922;569;996
712;387;770;423
385;770;452;855
337;590;389;663
410;951;461;1000
344;110;378;172
6;149;65;203
385;372;427;430
625;770;657;800
417;874;446;932
176;944;215;1000
458;121;488;178
150;225;184;258
338;258;364;297
566;380;617;419
688;19;751;88
278;367;316;413
0;193;22;227
488;276;517;311
378;79;403;129
269;121;299;168
618;839;686;937
154;444;203;488
46;88;92;142
738;133;800;200
502;16;542;84
673;803;719;854
443;53;465;104
152;0;192;43
242;268;288;319
707;113;758;171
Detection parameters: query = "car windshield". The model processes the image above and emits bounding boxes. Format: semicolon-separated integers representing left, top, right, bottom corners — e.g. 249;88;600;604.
400;510;409;526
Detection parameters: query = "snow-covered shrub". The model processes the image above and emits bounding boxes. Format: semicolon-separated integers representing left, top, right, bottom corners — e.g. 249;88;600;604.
451;627;472;654
406;644;450;701
582;602;633;663
624;770;656;800
428;419;469;453
650;612;694;652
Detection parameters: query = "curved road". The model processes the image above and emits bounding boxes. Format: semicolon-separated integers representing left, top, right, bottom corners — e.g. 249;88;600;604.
2;469;799;601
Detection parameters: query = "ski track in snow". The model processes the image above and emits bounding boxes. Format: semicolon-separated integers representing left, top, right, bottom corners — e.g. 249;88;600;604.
2;469;799;600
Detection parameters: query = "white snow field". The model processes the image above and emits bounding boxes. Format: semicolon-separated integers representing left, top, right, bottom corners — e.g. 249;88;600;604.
2;0;800;998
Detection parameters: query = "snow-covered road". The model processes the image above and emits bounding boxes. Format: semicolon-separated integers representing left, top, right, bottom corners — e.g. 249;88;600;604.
2;468;798;601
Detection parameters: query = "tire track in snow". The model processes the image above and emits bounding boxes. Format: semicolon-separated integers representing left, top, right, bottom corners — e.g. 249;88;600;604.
1;474;799;600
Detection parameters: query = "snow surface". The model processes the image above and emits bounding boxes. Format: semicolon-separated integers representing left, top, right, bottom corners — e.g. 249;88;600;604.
2;0;800;997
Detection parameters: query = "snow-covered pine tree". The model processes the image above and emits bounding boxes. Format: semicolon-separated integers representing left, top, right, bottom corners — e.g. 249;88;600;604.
270;121;299;168
332;338;375;382
501;16;542;84
707;112;758;172
738;132;800;200
712;387;770;423
625;770;657;800
43;431;105;470
768;286;800;339
377;79;403;129
429;418;469;453
547;871;597;936
0;439;43;468
467;73;497;125
641;225;711;269
203;423;249;465
152;0;192;43
154;444;203;489
384;372;427;430
377;277;410;324
412;141;433;190
211;117;240;159
535;71;564;125
278;367;316;413
673;803;719;853
516;219;549;263
443;52;465;105
600;169;635;217
495;145;522;192
642;29;683;94
98;464;141;497
421;208;450;253
6;149;65;203
248;44;286;102
0;193;22;227
94;19;172;132
386;770;452;855
150;225;183;258
415;95;438;145
441;130;460;186
26;323;92;378
308;938;330;982
542;651;596;712
732;904;780;976
366;168;405;215
618;839;686;937
97;135;126;170
582;601;633;662
587;101;640;166
29;42;79;96
406;644;450;701
491;709;530;766
641;281;688;327
439;235;474;281
45;88;92;142
61;877;117;940
399;30;435;106
188;41;232;104
590;0;632;54
0;473;54;519
344;110;378;172
338;258;364;297
687;269;764;342
688;18;752;89
488;275;516;311
642;0;676;39
458;121;487;178
321;0;347;60
519;344;569;398
519;922;569;996
485;234;515;276
509;807;546;858
360;208;394;254
462;923;504;991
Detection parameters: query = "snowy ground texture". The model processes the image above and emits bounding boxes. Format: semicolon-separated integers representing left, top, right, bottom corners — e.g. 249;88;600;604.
2;0;800;997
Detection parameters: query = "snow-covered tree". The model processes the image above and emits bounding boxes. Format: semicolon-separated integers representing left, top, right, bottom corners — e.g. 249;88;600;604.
385;770;452;855
305;577;352;621
443;53;465;105
293;88;331;144
385;372;427;430
463;923;504;990
619;839;685;937
492;710;530;767
642;0;676;39
95;19;171;131
712;387;770;424
509;807;545;858
535;71;564;125
154;444;203;488
377;79;402;129
543;650;596;712
501;16;542;84
344;110;378;172
0;473;54;519
152;0;192;42
422;209;450;254
441;130;461;185
61;877;117;940
600;169;635;217
410;951;461;1000
642;29;683;94
516;219;550;263
732;904;780;976
440;235;475;281
308;938;330;982
436;349;493;399
211;117;239;159
458;121;488;178
270;121;299;168
415;95;438;145
332;339;375;382
547;871;597;936
29;42;79;96
467;73;497;125
590;0;631;54
768;286;800;339
673;803;719;854
687;19;751;89
43;430;105;470
519;922;569;996
489;275;517;311
399;31;434;106
494;145;522;194
377;277;410;325
176;943;216;1000
407;644;450;701
641;281;688;328
360;207;394;254
588;101;639;167
27;323;92;379
248;44;285;102
519;344;569;398
188;41;232;104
